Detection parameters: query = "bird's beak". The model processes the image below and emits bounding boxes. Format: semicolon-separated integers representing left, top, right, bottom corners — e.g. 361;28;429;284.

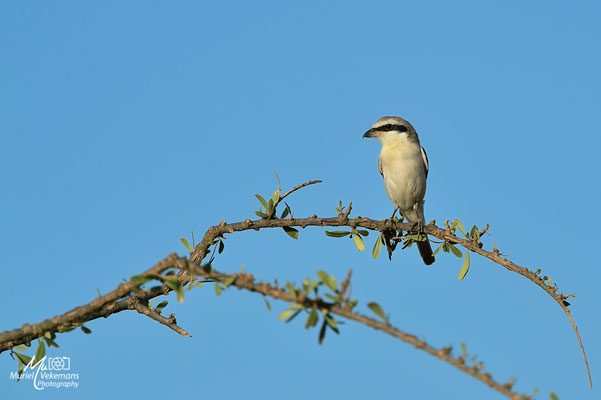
363;128;377;138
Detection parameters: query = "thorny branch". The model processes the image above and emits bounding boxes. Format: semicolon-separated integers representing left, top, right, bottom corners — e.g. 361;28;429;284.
279;179;322;203
0;178;591;397
129;297;191;337
0;252;528;399
190;264;530;400
186;207;591;387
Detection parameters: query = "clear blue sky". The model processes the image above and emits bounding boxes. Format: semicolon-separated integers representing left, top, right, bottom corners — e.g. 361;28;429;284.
1;1;600;399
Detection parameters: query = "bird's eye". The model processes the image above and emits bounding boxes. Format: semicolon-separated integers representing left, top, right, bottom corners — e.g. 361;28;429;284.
383;124;392;131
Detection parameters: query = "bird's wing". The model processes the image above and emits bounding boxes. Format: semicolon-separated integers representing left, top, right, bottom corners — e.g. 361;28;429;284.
378;155;383;177
420;146;429;178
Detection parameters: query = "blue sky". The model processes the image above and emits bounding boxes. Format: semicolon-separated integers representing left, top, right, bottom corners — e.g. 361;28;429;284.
1;1;600;399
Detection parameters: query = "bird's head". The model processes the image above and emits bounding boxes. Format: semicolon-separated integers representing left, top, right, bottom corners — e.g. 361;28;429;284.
363;116;419;146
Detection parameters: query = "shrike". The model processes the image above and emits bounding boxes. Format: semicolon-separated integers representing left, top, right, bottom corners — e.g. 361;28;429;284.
363;116;435;265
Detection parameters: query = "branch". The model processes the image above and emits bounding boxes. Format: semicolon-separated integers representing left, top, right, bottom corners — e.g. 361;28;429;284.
186;264;528;400
279;179;322;203
0;179;590;396
0;254;182;351
0;249;529;399
129;298;191;337
188;215;591;387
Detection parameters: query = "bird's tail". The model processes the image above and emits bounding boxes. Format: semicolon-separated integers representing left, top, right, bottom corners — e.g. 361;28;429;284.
417;240;435;265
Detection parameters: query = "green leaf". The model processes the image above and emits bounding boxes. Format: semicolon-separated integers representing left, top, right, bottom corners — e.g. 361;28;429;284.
255;210;268;218
81;325;92;334
254;194;269;209
405;234;427;241
218;240;225;254
271;189;280;206
458;250;470;280
367;302;387;321
176;286;185;303
155;301;168;311
180;237;193;252
470;225;480;241
448;243;463;258
281;206;290;218
42;331;58;349
17;359;24;380
324;314;339;331
44;338;59;349
324;293;341;303
317;270;338;292
432;243;444;256
285;310;302;323
267;198;274;213
15;352;31;366
14;345;28;351
263;298;271;311
453;219;467;236
325;230;351;238
33;341;45;365
223;276;237;288
286;282;297;299
130;274;154;286
214;282;222;296
372;234;382;259
356;229;369;237
278;308;293;320
305;307;319;328
354;234;365;251
318;320;327;344
282;226;299;239
164;279;180;291
549;392;560;400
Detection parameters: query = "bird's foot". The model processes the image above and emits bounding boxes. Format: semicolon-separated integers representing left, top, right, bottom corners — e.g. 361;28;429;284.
409;221;423;234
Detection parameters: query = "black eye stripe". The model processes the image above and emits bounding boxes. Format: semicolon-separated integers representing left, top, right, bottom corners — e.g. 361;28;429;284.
378;124;407;132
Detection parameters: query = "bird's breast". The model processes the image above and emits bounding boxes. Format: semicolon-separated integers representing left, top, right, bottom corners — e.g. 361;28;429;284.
379;143;427;210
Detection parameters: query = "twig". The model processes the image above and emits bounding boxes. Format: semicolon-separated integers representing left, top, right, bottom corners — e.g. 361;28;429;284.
339;268;353;306
342;201;352;219
278;179;322;203
129;298;191;337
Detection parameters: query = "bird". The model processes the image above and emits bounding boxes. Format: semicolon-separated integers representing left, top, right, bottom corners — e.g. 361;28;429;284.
363;116;435;265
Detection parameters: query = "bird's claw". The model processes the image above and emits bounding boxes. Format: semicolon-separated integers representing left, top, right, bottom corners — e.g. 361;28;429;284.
410;221;423;234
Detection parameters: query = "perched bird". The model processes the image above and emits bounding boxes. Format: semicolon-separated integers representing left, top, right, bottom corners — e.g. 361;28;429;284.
363;116;435;265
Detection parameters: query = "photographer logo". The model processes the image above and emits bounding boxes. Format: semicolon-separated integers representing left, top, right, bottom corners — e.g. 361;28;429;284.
8;355;80;390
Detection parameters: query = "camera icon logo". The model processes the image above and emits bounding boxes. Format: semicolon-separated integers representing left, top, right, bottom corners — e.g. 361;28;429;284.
47;357;70;371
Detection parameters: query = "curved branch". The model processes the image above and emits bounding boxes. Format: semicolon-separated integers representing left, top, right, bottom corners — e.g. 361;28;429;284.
0;254;181;350
278;179;322;203
189;214;591;387
0;196;589;394
129;298;191;337
0;253;530;399
195;266;529;400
